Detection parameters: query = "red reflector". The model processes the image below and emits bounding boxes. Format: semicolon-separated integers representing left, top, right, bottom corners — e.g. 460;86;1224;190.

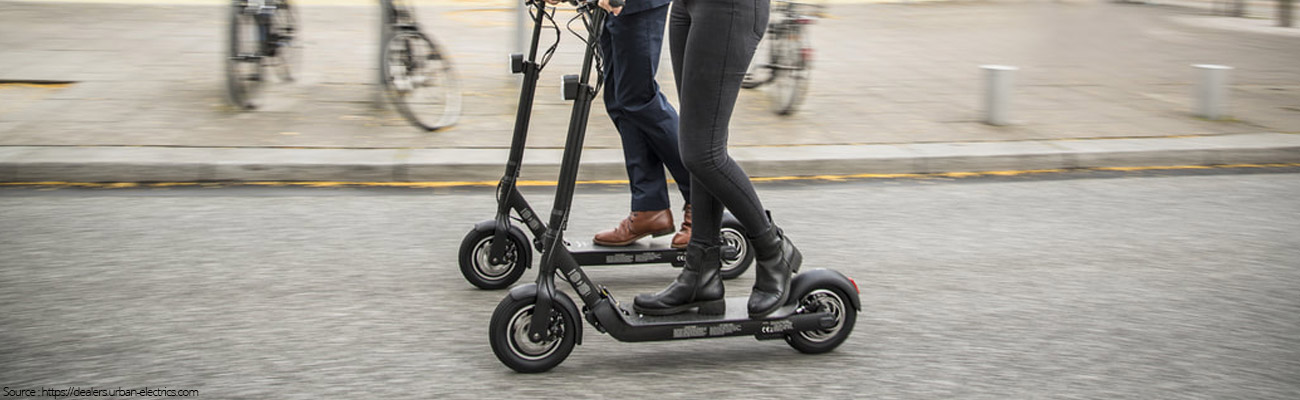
796;18;815;24
849;277;859;294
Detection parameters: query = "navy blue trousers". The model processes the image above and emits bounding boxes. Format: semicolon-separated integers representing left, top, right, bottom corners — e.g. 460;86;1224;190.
600;4;691;212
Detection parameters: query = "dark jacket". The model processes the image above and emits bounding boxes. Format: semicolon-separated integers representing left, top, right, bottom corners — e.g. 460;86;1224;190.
619;0;671;16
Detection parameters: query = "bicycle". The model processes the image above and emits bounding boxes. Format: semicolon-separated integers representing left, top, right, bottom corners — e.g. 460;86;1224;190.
380;0;462;131
742;0;822;116
225;0;299;110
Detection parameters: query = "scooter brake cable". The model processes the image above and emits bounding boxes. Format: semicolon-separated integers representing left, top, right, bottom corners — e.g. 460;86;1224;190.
565;7;607;94
531;4;562;69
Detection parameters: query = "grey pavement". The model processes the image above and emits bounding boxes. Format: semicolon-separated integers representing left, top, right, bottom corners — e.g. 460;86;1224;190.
2;172;1299;397
1;0;1299;182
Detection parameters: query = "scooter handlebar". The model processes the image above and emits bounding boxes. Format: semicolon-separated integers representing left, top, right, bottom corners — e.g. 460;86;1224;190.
555;0;624;9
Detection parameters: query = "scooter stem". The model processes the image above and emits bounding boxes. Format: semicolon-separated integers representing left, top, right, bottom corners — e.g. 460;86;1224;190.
529;6;609;341
489;3;549;263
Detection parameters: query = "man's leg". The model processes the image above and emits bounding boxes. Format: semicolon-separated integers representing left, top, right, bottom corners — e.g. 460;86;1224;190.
611;5;690;205
592;7;677;246
610;4;695;247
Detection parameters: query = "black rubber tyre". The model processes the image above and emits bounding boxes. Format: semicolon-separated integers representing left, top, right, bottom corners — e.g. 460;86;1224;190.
458;224;531;290
718;219;754;280
489;294;577;373
270;0;299;82
225;2;262;110
768;28;811;116
382;30;462;131
785;286;856;354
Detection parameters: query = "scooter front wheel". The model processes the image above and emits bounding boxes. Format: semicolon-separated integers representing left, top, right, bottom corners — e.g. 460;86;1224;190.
458;224;531;290
489;294;577;373
718;219;754;280
785;285;856;354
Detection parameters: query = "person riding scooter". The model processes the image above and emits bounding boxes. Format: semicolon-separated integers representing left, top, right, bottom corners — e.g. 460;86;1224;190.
597;0;804;318
548;0;694;250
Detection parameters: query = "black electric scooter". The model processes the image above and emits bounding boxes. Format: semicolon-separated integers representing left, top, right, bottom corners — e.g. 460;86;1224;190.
487;0;860;373
457;0;754;290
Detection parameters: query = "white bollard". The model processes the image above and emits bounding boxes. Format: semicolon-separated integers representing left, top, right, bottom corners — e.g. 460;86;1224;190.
1193;64;1232;120
982;65;1018;126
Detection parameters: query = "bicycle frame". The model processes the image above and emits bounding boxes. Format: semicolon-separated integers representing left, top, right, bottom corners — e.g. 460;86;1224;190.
767;1;818;71
383;0;421;31
241;0;275;57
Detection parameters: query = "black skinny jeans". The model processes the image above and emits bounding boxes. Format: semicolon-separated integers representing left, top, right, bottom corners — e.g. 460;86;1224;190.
669;0;772;247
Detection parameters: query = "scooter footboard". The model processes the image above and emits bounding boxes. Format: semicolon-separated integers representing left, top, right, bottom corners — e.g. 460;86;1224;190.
587;297;836;343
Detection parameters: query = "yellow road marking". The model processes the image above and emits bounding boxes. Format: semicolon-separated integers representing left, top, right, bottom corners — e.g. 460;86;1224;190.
0;83;74;89
4;163;1299;189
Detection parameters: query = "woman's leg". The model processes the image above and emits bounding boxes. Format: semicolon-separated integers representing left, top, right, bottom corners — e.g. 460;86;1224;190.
674;0;802;318
632;0;727;317
674;0;771;245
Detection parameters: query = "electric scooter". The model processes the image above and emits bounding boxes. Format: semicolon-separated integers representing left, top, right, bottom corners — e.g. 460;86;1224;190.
457;0;754;290
487;0;860;373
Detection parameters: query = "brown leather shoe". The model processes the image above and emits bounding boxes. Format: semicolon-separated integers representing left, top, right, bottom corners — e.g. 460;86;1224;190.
671;204;692;249
593;209;675;246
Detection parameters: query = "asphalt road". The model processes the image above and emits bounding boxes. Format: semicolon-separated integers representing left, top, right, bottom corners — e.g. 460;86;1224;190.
2;171;1299;398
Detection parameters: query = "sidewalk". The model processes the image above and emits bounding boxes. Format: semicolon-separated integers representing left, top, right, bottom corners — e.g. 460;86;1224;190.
1;0;1297;182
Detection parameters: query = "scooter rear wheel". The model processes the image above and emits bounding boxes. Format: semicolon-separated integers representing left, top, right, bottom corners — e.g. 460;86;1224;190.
785;286;856;354
489;294;577;373
458;224;531;290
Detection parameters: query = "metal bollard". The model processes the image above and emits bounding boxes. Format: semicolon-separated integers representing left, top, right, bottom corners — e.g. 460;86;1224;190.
982;65;1018;126
1193;64;1232;120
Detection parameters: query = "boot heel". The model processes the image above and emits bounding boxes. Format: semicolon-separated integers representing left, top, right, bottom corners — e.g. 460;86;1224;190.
697;299;726;315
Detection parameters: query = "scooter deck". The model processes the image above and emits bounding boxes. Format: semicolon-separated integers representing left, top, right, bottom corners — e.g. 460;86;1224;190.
589;297;831;342
566;238;685;266
616;297;795;324
565;238;740;267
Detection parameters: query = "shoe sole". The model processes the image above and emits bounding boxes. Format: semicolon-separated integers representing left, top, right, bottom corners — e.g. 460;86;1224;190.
593;228;676;247
634;299;726;316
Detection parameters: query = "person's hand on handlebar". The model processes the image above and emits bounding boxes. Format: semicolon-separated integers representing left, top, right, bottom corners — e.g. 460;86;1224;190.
599;0;622;16
540;0;622;15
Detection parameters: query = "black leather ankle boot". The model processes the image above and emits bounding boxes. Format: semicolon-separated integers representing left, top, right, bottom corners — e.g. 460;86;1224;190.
747;213;802;317
633;244;726;316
